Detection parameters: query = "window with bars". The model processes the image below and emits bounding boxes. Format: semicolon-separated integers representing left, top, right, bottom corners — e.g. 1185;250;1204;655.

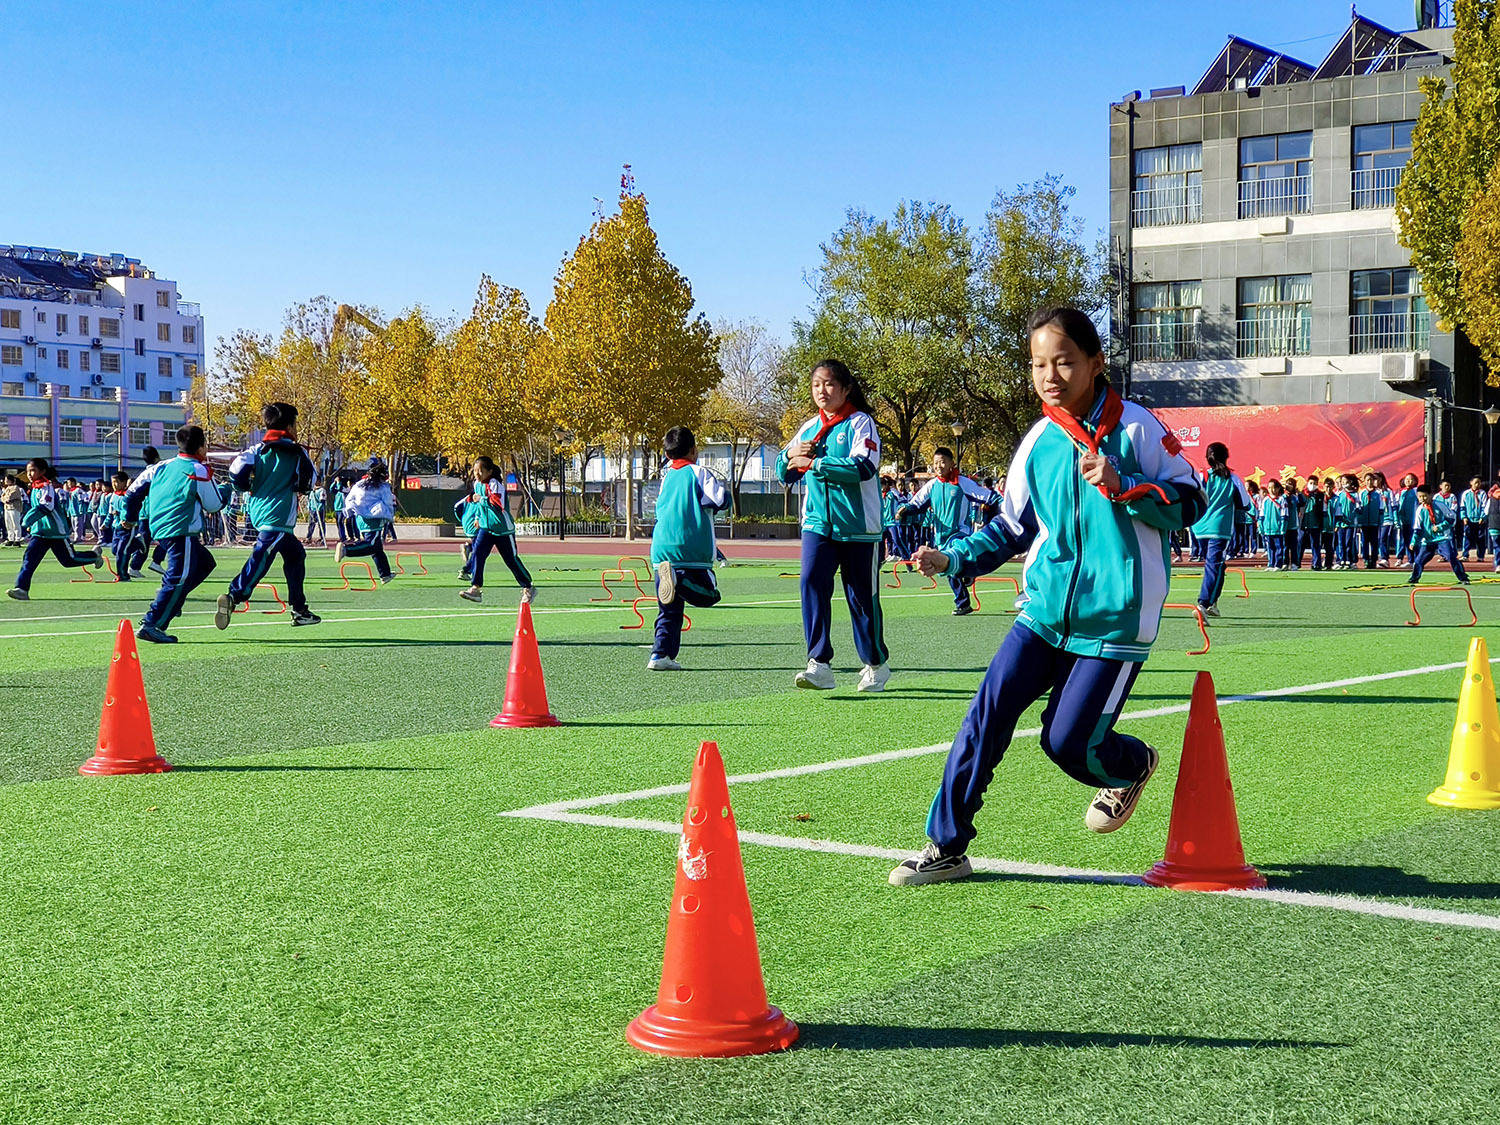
1352;121;1414;208
129;421;152;445
1237;276;1312;357
135;372;147;391
1132;281;1202;361
100;352;122;374
1132;143;1202;226
25;417;48;442
158;357;173;377
99;318;121;338
56;349;69;369
79;351;90;372
0;346;21;366
59;417;84;443
1239;132;1312;218
1351;268;1430;352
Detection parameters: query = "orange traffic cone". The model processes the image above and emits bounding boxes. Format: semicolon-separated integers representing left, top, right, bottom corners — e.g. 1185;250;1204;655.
490;601;559;728
626;741;799;1057
1143;671;1264;891
80;620;173;776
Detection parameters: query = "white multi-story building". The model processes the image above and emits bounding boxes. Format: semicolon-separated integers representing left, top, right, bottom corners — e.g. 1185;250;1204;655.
0;245;205;472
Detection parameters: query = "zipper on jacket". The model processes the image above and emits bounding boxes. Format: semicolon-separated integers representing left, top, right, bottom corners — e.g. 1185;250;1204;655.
1061;441;1083;644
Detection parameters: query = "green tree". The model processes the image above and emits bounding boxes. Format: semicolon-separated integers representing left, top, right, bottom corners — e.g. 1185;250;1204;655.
1458;172;1500;375
532;173;721;538
701;319;791;513
792;201;972;471
1396;0;1500;379
963;176;1108;454
343;307;440;472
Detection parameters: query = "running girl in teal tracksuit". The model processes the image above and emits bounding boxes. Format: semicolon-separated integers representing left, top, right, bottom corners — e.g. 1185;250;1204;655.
336;459;397;582
136;425;224;644
891;306;1205;885
647;426;731;670
6;459;101;599
777;359;890;694
459;456;535;605
897;447;996;616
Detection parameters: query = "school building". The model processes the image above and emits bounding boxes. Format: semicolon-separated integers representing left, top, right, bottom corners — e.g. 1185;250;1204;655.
1107;7;1489;480
0;245;205;477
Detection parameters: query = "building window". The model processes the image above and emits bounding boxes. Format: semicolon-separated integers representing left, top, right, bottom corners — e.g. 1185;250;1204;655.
35;347;46;360
1351;268;1430;353
1352;121;1415;209
0;309;18;330
35;312;46;324
51;384;69;399
182;325;196;344
135;372;147;391
76;386;91;400
129;421;152;445
59;417;84;443
78;351;90;372
100;352;122;374
156;290;170;308
2;382;22;396
0;345;21;366
99;317;121;338
56;349;69;369
133;338;145;356
157;323;171;342
1132;281;1202;361
1238;132;1312;218
184;360;199;378
158;357;173;377
133;303;145;321
56;314;67;334
98;386;117;401
25;417;48;442
158;391;175;403
78;315;89;335
1132;143;1202;227
1238;275;1314;358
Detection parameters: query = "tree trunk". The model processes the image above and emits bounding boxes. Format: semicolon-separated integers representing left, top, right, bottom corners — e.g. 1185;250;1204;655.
625;438;636;541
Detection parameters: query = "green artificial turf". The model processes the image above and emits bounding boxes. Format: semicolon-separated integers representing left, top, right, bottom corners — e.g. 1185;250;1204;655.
0;548;1497;1123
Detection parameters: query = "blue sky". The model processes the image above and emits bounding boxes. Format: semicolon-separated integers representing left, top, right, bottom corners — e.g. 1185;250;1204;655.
5;1;1427;354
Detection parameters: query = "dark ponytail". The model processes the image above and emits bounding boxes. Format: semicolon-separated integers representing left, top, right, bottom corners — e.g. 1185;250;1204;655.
812;358;873;416
1205;441;1231;479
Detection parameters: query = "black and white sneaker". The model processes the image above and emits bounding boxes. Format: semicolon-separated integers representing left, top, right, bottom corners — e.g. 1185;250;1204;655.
888;841;973;886
655;560;675;605
291;610;321;626
1085;744;1160;833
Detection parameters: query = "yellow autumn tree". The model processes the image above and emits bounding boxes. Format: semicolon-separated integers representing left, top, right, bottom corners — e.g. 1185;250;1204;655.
429;276;544;465
532;172;721;537
343;306;439;469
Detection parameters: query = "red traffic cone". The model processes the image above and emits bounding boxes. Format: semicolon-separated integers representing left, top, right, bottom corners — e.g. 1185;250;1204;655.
1143;671;1265;892
80;620;173;776
490;602;559;728
626;741;799;1057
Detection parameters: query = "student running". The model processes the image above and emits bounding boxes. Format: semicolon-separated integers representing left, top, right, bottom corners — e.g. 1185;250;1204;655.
134;425;224;644
646;427;731;670
457;456;536;605
6;458;102;600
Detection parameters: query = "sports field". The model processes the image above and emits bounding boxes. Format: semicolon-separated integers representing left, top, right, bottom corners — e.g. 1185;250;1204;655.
1;545;1498;1124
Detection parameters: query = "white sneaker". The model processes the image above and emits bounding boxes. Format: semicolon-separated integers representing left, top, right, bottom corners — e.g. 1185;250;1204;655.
460;587;483;603
857;663;891;692
1204;602;1221;617
655;560;675;605
794;660;835;690
646;655;683;671
521;584;537;604
333;542;346;563
1085;745;1160;833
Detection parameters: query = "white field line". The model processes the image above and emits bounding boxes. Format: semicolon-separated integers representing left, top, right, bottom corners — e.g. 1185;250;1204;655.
503;655;1498;819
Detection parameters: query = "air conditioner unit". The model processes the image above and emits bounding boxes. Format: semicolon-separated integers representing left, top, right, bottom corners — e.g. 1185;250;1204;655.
1380;352;1425;385
90;337;102;348
23;371;37;382
91;373;104;386
22;335;35;345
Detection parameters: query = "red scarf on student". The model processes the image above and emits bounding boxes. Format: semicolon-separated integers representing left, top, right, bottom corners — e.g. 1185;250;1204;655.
1040;383;1124;456
668;458;694;470
261;429;292;445
937;470;959;485
805;403;856;451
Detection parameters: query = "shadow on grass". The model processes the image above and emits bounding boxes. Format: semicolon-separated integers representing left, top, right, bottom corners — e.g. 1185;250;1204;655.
1259;863;1500;901
561;720;763;728
172;764;447;773
794;1022;1343;1051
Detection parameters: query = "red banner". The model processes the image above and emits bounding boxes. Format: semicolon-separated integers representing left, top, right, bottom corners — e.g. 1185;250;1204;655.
1153;401;1424;486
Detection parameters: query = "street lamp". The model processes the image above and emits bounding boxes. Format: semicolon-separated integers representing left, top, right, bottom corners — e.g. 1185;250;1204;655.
1485;407;1500;482
950;418;969;465
553;428;573;540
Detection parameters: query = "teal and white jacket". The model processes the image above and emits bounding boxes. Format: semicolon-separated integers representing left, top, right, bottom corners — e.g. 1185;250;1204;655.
1190;471;1250;539
146;455;224;539
471;477;515;536
776;408;882;542
899;475;996;547
941;382;1205;663
1411;500;1455;549
345;477;395;535
21;482;70;539
229;434;314;533
651;460;730;569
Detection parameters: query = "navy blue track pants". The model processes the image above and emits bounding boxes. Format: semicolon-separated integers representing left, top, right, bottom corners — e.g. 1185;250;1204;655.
230;530;309;611
800;532;888;667
144;536;217;630
652;566;722;660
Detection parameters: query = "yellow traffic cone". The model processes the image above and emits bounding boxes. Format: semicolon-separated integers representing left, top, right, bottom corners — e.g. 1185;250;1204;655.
1428;637;1500;810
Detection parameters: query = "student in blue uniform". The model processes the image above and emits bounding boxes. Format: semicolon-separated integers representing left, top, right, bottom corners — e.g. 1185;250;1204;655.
1260;479;1286;569
647;427;731;670
1462;476;1487;562
777;359;891;693
1190;442;1248;616
6;459;101;600
457;457;535;605
1357;472;1385;569
897;447;996;616
134;425;224;644
215;402;321;629
335;459;397;584
1409;483;1470;585
890;307;1205;885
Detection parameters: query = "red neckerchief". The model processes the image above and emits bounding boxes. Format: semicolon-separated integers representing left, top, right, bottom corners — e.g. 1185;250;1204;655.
805;403;856;450
29;480;50;491
113;488;126;496
261;429;292;445
938;471;959;485
1041;383;1124;456
668;458;694;470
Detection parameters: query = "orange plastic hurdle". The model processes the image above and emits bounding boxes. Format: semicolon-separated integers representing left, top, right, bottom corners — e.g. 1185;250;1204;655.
1406;584;1477;627
234;582;288;615
970;574;1021;613
322;560;377;592
392;551;428;576
622;595;690;632
1162;602;1211;656
591;558;651;603
884;559;936;590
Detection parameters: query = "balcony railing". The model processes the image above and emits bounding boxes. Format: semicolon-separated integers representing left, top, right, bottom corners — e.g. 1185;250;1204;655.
1350;165;1404;210
1350;311;1431;354
1236;312;1311;358
1131;320;1200;362
1238;174;1311;219
1131;183;1202;227
177;301;202;318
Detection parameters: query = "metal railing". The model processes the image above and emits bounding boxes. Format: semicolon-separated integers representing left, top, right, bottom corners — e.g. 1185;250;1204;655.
1131;183;1202;227
1350;165;1404;210
1131;320;1200;362
1236;312;1311;358
177;301;202;318
1350;311;1431;354
1238;174;1311;218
